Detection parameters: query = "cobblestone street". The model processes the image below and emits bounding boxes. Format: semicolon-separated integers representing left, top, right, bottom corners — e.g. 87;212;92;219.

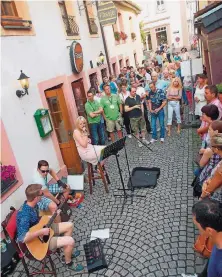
11;126;208;277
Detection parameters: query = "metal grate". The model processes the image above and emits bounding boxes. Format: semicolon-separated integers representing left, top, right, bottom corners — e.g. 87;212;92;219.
62;15;79;36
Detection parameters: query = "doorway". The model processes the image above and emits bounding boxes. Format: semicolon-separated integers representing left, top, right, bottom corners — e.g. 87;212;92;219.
89;73;98;92
112;63;117;77
101;68;107;78
134;53;137;67
71;79;87;118
155;26;168;46
119;59;123;70
45;86;83;174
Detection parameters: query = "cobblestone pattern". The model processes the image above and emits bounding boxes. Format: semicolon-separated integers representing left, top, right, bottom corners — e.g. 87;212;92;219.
11;126;206;277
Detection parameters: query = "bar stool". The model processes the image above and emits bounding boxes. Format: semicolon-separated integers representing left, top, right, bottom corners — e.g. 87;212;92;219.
87;162;110;194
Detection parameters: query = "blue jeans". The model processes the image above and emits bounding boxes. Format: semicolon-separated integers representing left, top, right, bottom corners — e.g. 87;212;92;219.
151;109;165;139
89;122;105;145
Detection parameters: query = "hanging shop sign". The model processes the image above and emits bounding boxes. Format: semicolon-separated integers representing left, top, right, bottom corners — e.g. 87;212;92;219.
97;1;117;26
70;41;83;74
34;109;53;138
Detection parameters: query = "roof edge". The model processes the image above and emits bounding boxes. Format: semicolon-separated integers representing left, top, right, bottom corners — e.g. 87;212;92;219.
194;1;221;18
115;1;142;14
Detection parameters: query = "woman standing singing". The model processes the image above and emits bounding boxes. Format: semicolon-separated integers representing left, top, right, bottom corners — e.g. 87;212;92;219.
166;77;182;136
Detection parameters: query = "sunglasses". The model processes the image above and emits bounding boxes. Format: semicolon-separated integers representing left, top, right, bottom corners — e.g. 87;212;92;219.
40;169;49;174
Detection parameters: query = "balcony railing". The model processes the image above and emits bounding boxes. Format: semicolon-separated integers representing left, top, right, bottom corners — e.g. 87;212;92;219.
88;18;98;35
62;15;79;36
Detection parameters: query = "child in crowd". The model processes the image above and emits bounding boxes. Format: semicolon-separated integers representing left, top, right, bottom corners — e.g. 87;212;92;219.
183;76;193;113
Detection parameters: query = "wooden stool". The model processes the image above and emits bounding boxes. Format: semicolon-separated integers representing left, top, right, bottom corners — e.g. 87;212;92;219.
87;162;110;194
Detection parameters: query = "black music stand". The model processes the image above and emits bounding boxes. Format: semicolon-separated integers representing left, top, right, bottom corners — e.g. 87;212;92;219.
102;137;145;214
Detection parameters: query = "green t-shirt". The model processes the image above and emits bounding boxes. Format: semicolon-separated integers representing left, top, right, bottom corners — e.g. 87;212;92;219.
85;100;101;124
100;94;121;121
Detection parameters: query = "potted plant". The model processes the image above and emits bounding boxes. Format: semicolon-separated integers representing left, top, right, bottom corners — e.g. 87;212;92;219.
1;165;17;194
120;31;128;41
114;31;121;41
131;32;136;40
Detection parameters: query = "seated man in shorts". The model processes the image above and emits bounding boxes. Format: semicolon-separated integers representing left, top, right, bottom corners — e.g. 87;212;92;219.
100;84;123;142
16;184;83;272
125;86;150;148
32;160;70;222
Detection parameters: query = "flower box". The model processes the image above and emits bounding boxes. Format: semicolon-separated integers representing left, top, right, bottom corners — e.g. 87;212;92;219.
120;31;128;41
114;31;121;41
1;165;17;195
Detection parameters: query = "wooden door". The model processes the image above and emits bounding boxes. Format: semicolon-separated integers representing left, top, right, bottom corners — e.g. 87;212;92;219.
45;87;83;174
71;80;87;118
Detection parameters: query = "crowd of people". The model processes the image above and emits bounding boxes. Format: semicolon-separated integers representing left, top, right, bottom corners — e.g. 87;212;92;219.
78;46;222;277
14;46;222;276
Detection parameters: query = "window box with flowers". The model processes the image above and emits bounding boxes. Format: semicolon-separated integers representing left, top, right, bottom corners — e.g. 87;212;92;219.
1;165;17;195
114;31;121;41
120;31;128;41
131;32;136;40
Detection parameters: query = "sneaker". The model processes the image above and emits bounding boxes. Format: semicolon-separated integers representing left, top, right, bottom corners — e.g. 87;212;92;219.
142;139;150;145
181;273;198;277
138;141;143;148
160;138;164;143
62;250;81;263
128;134;132;138
67;262;84;272
150;139;157;143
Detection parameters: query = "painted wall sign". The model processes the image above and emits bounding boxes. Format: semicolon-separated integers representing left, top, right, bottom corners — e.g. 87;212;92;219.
173;30;179;34
70;41;83;74
97;1;117;26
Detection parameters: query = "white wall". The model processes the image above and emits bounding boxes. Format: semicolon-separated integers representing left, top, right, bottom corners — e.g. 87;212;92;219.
1;0;106;219
141;0;187;48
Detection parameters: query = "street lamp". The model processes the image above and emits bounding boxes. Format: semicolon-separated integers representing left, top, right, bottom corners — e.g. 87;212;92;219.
97;51;105;66
16;70;30;98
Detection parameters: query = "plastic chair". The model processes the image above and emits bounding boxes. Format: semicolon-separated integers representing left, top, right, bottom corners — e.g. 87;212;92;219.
1;206;59;277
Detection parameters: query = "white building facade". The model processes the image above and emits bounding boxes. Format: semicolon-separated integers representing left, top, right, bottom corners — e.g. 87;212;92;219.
0;0;109;219
141;0;190;51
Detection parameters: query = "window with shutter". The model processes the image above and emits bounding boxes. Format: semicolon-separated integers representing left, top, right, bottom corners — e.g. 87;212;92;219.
84;1;98;35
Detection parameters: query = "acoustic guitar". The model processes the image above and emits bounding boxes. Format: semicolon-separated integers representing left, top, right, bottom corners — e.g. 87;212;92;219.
24;201;64;261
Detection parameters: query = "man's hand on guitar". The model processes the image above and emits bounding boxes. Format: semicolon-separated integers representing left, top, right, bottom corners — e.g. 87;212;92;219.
40;228;50;236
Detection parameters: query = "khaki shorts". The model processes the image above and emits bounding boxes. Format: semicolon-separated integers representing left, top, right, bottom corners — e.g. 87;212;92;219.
49;223;60;250
130;117;146;134
106;117;123;132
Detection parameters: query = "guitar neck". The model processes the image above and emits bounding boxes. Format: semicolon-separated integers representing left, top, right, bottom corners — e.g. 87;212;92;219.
45;201;64;228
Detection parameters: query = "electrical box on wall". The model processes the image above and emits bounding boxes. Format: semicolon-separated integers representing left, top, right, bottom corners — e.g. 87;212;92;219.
34;109;53;138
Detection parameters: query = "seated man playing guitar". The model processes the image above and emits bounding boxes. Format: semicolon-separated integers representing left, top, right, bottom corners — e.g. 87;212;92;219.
32;160;71;223
17;184;83;272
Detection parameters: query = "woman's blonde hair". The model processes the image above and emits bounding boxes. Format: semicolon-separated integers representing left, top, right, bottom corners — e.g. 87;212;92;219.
75;116;87;130
169;77;182;90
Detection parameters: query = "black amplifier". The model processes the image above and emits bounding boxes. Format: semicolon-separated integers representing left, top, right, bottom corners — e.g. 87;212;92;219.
84;238;107;273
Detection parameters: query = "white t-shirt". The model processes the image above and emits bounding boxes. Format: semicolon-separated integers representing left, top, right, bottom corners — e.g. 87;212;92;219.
32;169;48;189
136;87;146;103
145;72;151;82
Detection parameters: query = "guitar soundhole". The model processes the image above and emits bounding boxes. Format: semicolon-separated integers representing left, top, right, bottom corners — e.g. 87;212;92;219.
42;234;50;243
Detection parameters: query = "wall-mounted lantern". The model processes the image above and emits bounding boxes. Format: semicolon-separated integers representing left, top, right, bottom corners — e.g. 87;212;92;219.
97;51;105;66
16;70;30;98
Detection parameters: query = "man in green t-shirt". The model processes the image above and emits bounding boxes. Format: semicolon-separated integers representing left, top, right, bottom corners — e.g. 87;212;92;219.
100;84;123;142
85;91;105;145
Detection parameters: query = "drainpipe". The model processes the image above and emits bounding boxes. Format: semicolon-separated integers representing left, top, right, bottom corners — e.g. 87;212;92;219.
96;1;112;76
